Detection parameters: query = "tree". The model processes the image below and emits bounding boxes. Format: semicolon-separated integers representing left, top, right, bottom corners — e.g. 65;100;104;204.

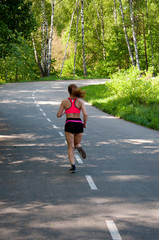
60;0;78;77
32;0;54;77
129;0;140;70
0;0;36;57
146;0;155;75
0;37;38;82
81;0;87;76
73;4;80;76
118;0;135;66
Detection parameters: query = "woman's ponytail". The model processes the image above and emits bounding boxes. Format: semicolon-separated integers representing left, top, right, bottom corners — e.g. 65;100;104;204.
68;84;86;99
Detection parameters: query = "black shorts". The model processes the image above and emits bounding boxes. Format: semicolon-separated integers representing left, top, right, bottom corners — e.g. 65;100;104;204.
65;118;83;134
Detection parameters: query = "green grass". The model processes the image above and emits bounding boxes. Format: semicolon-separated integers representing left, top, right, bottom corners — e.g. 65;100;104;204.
81;71;159;131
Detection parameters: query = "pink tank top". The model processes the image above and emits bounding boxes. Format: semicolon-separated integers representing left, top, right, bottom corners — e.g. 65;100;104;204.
65;98;80;114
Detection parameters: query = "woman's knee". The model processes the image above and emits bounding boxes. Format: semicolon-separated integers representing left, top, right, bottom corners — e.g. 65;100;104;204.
68;142;74;149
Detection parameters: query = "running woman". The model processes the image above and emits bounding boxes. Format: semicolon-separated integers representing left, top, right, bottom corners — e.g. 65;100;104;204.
57;84;88;173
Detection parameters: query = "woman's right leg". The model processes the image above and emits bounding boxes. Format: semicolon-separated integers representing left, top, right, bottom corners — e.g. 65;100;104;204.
74;133;86;159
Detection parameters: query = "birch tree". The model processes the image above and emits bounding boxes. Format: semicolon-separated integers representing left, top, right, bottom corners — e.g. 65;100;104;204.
73;4;80;77
95;2;106;60
81;0;87;76
113;0;121;69
32;0;54;77
32;34;45;77
146;0;155;75
118;0;135;66
60;0;78;77
129;0;140;70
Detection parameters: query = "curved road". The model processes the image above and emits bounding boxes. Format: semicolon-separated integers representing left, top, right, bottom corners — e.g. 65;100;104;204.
0;80;159;240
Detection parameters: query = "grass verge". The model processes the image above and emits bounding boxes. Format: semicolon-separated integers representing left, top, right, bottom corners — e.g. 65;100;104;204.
81;68;159;131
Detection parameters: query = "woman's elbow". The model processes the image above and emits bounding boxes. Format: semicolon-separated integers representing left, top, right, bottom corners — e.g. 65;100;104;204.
83;113;88;119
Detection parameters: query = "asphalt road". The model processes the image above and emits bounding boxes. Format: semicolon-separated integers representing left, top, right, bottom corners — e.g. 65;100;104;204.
0;80;159;240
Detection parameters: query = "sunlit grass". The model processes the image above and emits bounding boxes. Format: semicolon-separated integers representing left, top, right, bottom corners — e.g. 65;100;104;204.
82;68;159;131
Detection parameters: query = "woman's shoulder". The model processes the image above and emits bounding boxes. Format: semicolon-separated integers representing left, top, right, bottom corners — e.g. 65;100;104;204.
76;98;84;104
61;98;71;107
62;98;69;103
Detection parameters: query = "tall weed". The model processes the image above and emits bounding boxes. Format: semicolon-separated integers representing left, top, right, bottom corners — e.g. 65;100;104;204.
107;66;159;105
82;67;159;130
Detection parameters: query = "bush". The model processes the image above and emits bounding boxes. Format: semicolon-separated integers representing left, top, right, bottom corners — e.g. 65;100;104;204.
0;37;39;82
82;67;159;130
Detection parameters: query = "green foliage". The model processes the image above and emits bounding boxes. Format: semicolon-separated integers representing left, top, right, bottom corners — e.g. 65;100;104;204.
0;37;39;82
53;0;159;77
0;0;36;57
82;67;159;130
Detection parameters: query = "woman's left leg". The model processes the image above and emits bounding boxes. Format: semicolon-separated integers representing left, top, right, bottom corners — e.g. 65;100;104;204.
65;132;75;165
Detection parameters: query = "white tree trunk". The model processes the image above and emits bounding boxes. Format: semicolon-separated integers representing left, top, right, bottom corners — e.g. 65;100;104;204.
32;34;44;77
48;0;54;75
129;0;140;70
40;0;54;77
73;4;80;77
60;0;78;77
118;0;135;66
100;4;106;60
81;0;87;76
113;0;121;69
41;0;48;76
146;0;154;75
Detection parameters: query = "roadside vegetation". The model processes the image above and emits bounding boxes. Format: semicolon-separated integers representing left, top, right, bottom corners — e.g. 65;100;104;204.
81;67;159;131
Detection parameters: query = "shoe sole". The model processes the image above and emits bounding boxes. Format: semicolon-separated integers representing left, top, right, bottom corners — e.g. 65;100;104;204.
69;169;76;173
77;147;86;159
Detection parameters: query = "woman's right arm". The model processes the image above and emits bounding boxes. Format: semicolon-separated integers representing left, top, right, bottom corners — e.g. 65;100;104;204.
57;100;65;118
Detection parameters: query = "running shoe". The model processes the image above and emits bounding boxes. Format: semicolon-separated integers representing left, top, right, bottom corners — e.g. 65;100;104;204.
77;146;86;159
69;167;76;173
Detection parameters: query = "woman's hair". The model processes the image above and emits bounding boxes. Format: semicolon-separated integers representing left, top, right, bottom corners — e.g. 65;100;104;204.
68;84;86;98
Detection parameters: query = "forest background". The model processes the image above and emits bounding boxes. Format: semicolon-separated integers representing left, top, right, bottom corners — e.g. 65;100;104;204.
0;0;159;83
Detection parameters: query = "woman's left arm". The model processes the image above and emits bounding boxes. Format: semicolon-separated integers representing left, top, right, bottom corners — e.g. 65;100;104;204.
57;101;65;118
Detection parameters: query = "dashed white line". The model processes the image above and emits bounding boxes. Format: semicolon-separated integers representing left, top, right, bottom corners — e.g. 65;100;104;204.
106;220;122;240
40;108;43;111
47;118;51;122
59;132;64;137
43;113;46;116
36;104;39;107
75;154;83;164
53;124;57;128
85;175;97;190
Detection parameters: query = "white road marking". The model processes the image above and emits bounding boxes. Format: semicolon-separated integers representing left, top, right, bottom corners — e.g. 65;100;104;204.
47;118;51;122
65;140;67;144
53;125;57;128
106;220;122;240
85;175;97;190
40;108;43;111
75;154;83;164
43;113;46;116
59;132;64;137
36;104;39;107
